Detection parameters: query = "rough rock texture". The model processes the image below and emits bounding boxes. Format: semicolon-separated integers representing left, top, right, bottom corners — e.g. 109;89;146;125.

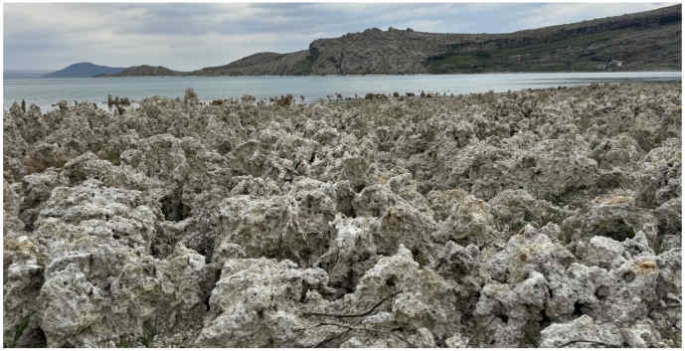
3;82;681;347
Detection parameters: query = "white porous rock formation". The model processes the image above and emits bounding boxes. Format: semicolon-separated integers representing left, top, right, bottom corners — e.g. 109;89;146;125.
3;83;681;347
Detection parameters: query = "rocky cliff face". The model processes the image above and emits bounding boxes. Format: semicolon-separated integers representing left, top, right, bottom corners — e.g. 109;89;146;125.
306;28;467;75
3;83;682;347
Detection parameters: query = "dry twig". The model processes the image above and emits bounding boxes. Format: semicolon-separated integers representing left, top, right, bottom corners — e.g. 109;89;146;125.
302;290;403;318
303;322;417;348
556;339;621;348
467;316;497;347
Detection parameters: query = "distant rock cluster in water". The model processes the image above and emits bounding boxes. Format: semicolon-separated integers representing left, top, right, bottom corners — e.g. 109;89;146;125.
3;83;681;347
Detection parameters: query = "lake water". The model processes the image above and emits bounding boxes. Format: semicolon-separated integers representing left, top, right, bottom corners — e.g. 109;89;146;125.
3;71;681;111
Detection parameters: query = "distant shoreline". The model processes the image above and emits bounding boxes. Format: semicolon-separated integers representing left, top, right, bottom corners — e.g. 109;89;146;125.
5;70;683;79
5;79;681;113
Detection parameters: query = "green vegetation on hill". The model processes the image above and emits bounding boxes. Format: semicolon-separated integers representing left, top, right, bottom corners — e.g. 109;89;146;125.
95;65;182;77
425;13;681;73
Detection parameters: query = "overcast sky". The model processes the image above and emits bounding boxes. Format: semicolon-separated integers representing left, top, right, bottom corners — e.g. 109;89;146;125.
3;2;672;71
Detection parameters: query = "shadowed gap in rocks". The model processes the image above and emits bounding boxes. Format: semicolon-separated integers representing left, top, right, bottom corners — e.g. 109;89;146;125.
160;188;191;222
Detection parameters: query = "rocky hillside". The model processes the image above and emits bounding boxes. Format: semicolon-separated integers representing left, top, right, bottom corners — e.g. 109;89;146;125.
422;4;681;73
304;4;681;74
3;82;681;347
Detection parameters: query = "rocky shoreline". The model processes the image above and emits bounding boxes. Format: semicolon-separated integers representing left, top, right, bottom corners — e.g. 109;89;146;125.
3;82;681;347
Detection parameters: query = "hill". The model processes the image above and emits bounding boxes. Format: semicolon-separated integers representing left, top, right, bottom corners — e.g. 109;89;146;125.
96;65;182;77
44;62;125;78
185;4;680;75
422;4;681;73
191;51;311;76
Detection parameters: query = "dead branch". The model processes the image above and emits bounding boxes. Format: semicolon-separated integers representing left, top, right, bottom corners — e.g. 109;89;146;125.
310;321;417;347
312;326;351;348
302;290;403;318
556;339;622;348
467;316;497;347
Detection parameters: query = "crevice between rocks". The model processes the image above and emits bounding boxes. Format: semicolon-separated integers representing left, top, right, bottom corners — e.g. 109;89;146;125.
160;187;191;222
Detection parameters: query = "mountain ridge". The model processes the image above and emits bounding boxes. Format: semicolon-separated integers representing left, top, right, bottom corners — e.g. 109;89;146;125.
94;65;182;77
49;5;681;77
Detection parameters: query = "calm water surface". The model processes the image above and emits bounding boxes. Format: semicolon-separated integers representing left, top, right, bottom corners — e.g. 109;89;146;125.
4;72;680;111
